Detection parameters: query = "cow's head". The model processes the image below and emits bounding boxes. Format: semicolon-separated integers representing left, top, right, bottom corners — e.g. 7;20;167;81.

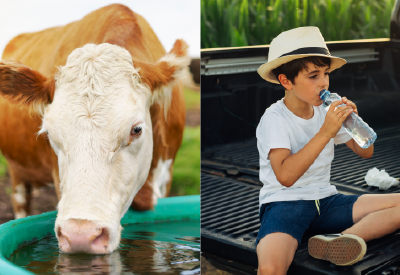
0;40;190;254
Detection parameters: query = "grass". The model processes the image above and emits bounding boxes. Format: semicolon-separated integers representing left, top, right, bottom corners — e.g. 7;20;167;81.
0;154;6;177
171;88;200;196
201;0;395;48
184;87;200;110
171;126;201;196
170;86;200;195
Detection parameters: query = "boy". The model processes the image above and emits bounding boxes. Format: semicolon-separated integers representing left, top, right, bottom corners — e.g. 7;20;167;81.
255;27;400;275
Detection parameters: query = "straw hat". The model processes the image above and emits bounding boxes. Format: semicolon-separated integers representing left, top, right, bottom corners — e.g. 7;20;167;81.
257;27;346;84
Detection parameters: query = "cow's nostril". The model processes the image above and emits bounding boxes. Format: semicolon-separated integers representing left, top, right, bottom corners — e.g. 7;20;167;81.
57;227;62;237
88;228;102;242
92;228;109;248
57;227;71;252
57;227;71;244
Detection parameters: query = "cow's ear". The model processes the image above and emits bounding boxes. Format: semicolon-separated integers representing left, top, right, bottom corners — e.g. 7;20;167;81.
133;39;190;117
0;60;55;114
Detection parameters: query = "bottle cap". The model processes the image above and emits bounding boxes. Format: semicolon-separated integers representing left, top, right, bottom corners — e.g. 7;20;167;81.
319;89;330;100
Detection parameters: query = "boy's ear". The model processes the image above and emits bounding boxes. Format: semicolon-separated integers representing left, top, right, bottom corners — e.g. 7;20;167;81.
278;74;293;91
0;60;55;114
132;39;190;118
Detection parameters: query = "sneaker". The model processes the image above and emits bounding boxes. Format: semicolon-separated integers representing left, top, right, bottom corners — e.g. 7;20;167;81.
308;234;367;266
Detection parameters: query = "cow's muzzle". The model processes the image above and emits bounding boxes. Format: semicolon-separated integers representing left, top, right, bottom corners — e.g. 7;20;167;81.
56;219;112;254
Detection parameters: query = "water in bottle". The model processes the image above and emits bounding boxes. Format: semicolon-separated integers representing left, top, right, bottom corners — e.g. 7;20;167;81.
319;89;377;149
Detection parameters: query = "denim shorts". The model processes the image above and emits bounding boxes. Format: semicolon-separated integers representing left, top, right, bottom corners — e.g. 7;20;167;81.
255;194;361;247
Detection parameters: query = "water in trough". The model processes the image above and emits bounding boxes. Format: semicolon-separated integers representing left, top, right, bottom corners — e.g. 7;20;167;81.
8;219;200;274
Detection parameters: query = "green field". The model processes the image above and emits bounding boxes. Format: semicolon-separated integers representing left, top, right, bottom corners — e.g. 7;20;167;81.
171;126;201;196
0;154;6;177
202;0;395;48
184;87;200;110
172;87;200;195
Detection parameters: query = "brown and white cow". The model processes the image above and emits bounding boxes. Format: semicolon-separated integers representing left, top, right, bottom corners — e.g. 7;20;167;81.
0;4;189;254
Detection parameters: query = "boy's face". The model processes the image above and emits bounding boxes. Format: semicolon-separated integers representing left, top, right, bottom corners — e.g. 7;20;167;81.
289;62;330;106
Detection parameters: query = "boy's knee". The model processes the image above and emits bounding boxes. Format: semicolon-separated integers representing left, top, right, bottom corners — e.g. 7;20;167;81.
258;262;287;275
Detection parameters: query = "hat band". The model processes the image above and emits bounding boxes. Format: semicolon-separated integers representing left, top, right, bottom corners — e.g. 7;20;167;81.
279;47;330;58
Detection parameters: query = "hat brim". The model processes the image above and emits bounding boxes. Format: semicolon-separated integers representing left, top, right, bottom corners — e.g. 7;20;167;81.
257;54;347;84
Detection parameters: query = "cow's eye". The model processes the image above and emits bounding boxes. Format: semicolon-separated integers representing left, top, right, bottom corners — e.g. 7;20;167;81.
131;125;142;136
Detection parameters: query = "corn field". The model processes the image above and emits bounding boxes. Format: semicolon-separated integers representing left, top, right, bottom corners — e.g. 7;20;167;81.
201;0;395;48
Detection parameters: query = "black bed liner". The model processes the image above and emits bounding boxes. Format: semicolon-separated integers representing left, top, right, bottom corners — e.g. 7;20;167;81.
201;125;400;275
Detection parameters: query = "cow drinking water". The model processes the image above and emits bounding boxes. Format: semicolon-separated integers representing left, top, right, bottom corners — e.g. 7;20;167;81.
0;4;189;254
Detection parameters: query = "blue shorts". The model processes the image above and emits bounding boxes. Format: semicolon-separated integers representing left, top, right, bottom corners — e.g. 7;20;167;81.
255;194;360;247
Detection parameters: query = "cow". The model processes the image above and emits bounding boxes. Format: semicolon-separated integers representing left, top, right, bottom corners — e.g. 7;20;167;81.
0;4;189;254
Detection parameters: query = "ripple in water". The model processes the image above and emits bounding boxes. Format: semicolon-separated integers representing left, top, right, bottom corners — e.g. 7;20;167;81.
8;219;200;274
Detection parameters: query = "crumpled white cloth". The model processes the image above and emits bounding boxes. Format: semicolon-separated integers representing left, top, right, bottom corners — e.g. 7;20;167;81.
365;168;399;190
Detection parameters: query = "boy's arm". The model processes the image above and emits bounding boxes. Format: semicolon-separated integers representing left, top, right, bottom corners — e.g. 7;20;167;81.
270;100;354;188
345;139;373;158
270;133;331;187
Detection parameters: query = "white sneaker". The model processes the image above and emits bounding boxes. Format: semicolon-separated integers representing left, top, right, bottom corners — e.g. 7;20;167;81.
308;234;367;266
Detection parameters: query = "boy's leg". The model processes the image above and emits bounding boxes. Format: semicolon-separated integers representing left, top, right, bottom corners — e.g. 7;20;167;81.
256;200;317;274
257;232;298;275
343;193;400;241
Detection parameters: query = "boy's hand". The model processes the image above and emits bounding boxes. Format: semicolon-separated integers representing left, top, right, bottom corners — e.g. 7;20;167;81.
320;100;353;139
342;97;358;115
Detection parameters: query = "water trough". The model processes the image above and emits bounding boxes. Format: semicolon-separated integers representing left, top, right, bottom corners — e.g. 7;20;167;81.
0;195;200;274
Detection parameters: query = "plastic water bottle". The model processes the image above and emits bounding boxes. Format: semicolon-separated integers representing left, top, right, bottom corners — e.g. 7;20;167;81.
319;89;377;149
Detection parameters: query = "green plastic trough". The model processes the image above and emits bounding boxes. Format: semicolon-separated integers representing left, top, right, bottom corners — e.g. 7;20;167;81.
0;195;200;275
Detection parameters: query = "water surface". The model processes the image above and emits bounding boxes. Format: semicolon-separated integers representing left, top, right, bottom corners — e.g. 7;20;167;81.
9;219;200;274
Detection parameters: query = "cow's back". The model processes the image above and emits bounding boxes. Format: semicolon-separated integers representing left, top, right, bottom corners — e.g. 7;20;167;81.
0;4;185;195
2;4;166;73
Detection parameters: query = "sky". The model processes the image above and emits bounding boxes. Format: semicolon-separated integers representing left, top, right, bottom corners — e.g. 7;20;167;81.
0;0;200;58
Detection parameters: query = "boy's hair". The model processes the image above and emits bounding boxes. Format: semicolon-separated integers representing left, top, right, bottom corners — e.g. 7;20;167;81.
272;56;331;86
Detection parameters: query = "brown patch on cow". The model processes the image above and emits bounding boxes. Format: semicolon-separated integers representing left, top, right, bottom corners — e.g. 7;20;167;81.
132;60;176;91
104;9;144;51
170;39;189;58
0;61;55;107
131;181;155;211
133;39;188;92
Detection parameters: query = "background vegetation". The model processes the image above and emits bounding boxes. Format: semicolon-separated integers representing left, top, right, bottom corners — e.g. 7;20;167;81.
171;126;201;195
0;155;6;178
171;87;200;196
201;0;395;48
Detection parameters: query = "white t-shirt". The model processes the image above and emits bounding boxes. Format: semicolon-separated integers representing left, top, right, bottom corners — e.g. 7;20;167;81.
256;99;352;207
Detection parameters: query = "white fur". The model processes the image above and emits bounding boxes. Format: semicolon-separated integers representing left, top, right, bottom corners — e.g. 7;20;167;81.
14;184;26;205
151;158;173;206
151;52;191;119
13;193;25;205
15;210;27;219
37;43;186;253
32;187;41;197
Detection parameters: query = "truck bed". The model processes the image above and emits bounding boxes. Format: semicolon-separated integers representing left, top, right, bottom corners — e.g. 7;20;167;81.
201;124;400;275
